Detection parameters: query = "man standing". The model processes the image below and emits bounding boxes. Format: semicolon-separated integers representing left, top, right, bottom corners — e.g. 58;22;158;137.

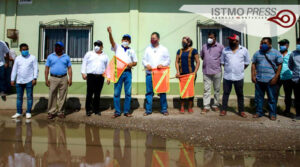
45;42;72;119
0;40;10;99
107;27;137;118
277;39;293;116
200;32;224;113
220;34;250;117
81;40;109;117
142;32;171;116
252;37;283;120
288;38;300;120
5;42;16;94
11;43;38;119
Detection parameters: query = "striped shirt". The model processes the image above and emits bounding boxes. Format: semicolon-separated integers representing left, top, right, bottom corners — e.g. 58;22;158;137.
252;48;283;83
288;50;300;83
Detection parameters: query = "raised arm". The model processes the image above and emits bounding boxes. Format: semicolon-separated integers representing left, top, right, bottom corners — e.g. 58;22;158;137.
107;26;116;49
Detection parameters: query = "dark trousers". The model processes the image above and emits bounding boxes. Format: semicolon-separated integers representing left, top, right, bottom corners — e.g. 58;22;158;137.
86;74;104;114
222;79;244;112
277;79;293;113
293;80;300;116
255;82;278;117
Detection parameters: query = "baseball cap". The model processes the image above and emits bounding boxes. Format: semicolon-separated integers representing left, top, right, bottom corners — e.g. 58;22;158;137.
55;41;64;47
228;34;240;41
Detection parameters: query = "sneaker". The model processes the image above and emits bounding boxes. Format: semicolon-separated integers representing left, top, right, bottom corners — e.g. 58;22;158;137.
26;113;32;119
11;113;22;119
201;108;210;114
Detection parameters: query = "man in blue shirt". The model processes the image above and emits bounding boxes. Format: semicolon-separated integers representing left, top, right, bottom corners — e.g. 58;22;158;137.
288;38;300;120
45;42;72;119
252;37;283;120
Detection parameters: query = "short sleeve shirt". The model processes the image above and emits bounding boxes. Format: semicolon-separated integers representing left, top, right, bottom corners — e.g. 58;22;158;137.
45;53;72;75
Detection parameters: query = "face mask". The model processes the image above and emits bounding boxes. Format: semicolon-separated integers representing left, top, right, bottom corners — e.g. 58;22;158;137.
296;44;300;51
182;42;188;49
151;39;158;46
279;45;287;52
229;42;236;48
21;50;29;57
207;38;214;44
260;44;270;52
122;41;129;47
94;46;101;52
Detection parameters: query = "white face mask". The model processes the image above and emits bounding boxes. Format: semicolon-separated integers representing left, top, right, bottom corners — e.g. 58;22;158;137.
122;41;129;47
94;46;101;52
207;38;214;44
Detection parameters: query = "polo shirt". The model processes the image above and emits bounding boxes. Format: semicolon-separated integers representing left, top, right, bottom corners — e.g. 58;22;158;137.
45;53;72;76
112;44;137;64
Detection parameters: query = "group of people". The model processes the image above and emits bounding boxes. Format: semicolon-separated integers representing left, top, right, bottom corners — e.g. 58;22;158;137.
1;26;299;121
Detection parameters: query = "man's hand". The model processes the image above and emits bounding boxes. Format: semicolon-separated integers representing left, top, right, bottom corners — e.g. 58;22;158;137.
175;72;180;78
157;65;163;69
107;80;110;85
127;63;133;69
107;26;112;33
4;63;8;68
82;74;87;80
11;81;15;87
270;77;278;85
68;79;72;86
46;80;50;87
32;80;37;86
251;75;257;83
146;65;152;71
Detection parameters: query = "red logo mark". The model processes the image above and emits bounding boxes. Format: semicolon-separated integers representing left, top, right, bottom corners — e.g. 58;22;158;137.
268;9;296;28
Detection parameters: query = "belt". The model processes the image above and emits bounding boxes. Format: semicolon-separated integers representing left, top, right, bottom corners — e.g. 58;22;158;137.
124;69;131;72
50;74;67;78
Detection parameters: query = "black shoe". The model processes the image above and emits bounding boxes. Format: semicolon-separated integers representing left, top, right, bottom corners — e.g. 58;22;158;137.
86;111;92;117
95;112;101;116
112;114;121;118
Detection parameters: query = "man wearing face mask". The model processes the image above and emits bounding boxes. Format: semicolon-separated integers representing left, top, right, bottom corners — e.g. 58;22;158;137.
220;34;250;117
45;42;72;119
142;32;171;116
200;32;224;114
107;27;137;118
11;43;38;119
277;39;293;117
81;40;109;117
252;37;283;120
288;38;300;120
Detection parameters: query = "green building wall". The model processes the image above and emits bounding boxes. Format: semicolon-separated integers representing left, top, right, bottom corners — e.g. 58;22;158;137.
0;0;299;95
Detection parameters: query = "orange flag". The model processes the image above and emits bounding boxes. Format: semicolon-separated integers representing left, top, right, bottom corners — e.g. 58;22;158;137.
179;144;196;167
152;150;170;167
179;73;195;99
151;67;170;94
104;56;128;83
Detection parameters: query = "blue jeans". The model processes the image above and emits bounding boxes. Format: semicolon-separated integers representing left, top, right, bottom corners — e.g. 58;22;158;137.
0;66;5;93
114;70;132;115
145;74;168;114
16;81;33;114
255;82;278;117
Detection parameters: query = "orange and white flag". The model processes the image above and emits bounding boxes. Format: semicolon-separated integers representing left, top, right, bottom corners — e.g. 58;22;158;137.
179;73;195;99
103;56;128;83
151;67;170;94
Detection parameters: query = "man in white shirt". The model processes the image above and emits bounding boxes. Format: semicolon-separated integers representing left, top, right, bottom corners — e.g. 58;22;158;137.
81;40;109;117
11;43;38;119
107;26;138;118
142;32;171;116
0;40;10;99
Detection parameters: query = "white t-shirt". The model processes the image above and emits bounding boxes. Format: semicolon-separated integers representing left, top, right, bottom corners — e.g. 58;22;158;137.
112;44;137;64
81;51;109;75
0;41;9;67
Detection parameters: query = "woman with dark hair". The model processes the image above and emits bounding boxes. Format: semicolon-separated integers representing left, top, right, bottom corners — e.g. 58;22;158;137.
175;36;200;113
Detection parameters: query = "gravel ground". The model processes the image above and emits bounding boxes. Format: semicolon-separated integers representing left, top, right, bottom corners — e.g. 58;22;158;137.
1;109;300;152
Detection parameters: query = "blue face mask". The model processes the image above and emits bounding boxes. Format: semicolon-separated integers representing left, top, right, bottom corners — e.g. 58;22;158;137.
296;44;300;51
279;45;287;52
21;50;29;57
260;44;270;52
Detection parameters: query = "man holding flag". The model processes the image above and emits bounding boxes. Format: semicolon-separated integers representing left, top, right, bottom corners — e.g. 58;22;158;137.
142;32;171;116
107;26;137;118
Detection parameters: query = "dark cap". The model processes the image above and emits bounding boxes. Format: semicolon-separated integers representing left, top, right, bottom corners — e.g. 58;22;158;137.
122;34;131;40
278;39;289;45
94;40;103;46
55;41;64;47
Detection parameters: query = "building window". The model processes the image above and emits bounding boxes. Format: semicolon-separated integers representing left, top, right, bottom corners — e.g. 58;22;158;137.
39;19;93;62
197;20;247;50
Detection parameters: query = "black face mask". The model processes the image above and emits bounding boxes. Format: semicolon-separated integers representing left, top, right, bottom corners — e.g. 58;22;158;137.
229;42;237;48
182;42;188;49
